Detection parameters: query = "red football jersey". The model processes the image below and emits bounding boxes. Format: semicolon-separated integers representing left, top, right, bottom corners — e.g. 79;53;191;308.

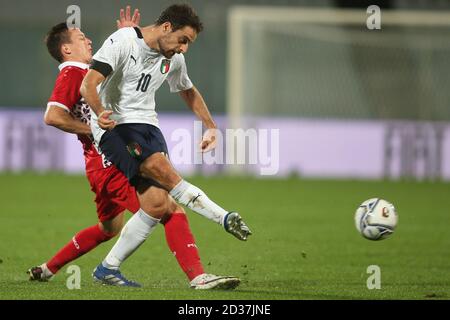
47;62;110;172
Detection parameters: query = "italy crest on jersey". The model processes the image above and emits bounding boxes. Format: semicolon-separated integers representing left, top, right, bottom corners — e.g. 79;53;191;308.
160;59;171;74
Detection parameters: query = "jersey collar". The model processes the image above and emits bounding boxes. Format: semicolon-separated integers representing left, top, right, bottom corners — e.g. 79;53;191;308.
58;61;90;71
134;27;163;59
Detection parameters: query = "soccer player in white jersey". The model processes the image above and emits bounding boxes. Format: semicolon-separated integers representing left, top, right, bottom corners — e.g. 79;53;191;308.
80;4;252;281
29;7;241;290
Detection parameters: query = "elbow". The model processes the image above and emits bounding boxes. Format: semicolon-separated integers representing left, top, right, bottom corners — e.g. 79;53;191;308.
44;107;64;127
44;111;57;127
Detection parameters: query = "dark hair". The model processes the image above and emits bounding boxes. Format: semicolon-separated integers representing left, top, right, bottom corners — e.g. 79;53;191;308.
45;22;72;62
155;4;203;34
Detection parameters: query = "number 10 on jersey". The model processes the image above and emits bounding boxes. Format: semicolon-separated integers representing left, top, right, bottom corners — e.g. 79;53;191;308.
136;73;151;92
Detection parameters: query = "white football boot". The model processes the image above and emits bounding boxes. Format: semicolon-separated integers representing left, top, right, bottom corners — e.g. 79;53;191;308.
190;273;241;290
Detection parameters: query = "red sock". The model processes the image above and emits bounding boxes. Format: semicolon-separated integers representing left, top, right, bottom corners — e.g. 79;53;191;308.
163;213;204;281
46;224;114;274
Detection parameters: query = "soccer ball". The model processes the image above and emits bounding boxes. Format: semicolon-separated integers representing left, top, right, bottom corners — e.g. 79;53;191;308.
354;198;398;240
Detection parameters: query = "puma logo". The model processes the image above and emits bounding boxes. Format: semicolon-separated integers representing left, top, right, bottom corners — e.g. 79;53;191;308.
186;194;201;207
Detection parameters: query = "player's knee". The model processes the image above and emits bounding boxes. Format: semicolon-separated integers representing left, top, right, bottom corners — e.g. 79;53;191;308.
99;223;121;238
99;213;124;237
160;210;187;225
174;204;185;214
141;198;169;219
159;199;185;224
106;228;120;238
159;212;171;224
168;199;185;214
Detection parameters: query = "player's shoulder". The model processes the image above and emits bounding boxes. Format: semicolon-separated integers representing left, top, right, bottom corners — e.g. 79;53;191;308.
59;66;86;76
170;53;187;69
57;63;88;81
172;53;186;63
99;28;141;55
108;27;141;43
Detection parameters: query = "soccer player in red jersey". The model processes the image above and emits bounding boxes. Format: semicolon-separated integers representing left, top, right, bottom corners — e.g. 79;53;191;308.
28;7;239;289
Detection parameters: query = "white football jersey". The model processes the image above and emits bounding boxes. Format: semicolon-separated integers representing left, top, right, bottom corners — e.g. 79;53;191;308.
90;27;193;144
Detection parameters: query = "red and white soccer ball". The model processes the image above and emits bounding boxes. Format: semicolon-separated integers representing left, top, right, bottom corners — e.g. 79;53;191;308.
354;198;398;241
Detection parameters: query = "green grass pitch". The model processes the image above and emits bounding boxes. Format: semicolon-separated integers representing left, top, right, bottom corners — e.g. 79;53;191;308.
0;173;449;300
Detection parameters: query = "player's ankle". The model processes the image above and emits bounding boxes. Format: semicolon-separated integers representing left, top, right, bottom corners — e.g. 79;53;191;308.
102;260;120;270
41;263;55;278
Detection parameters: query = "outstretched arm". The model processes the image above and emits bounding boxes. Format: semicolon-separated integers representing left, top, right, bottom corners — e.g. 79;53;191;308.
179;86;218;152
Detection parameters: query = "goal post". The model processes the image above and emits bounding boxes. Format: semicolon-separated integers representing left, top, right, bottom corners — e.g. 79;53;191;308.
225;6;450;178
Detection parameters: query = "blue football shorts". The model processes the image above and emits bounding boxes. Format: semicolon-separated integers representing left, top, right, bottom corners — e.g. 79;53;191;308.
99;123;169;187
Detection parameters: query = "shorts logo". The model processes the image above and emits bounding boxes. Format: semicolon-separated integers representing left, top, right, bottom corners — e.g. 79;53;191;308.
126;142;142;158
160;59;171;74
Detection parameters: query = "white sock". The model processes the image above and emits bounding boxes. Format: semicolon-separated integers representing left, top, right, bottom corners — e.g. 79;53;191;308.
169;180;228;225
103;209;159;270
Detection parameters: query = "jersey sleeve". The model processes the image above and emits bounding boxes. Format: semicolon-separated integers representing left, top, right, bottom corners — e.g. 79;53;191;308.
91;28;130;78
47;67;84;111
166;53;194;93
